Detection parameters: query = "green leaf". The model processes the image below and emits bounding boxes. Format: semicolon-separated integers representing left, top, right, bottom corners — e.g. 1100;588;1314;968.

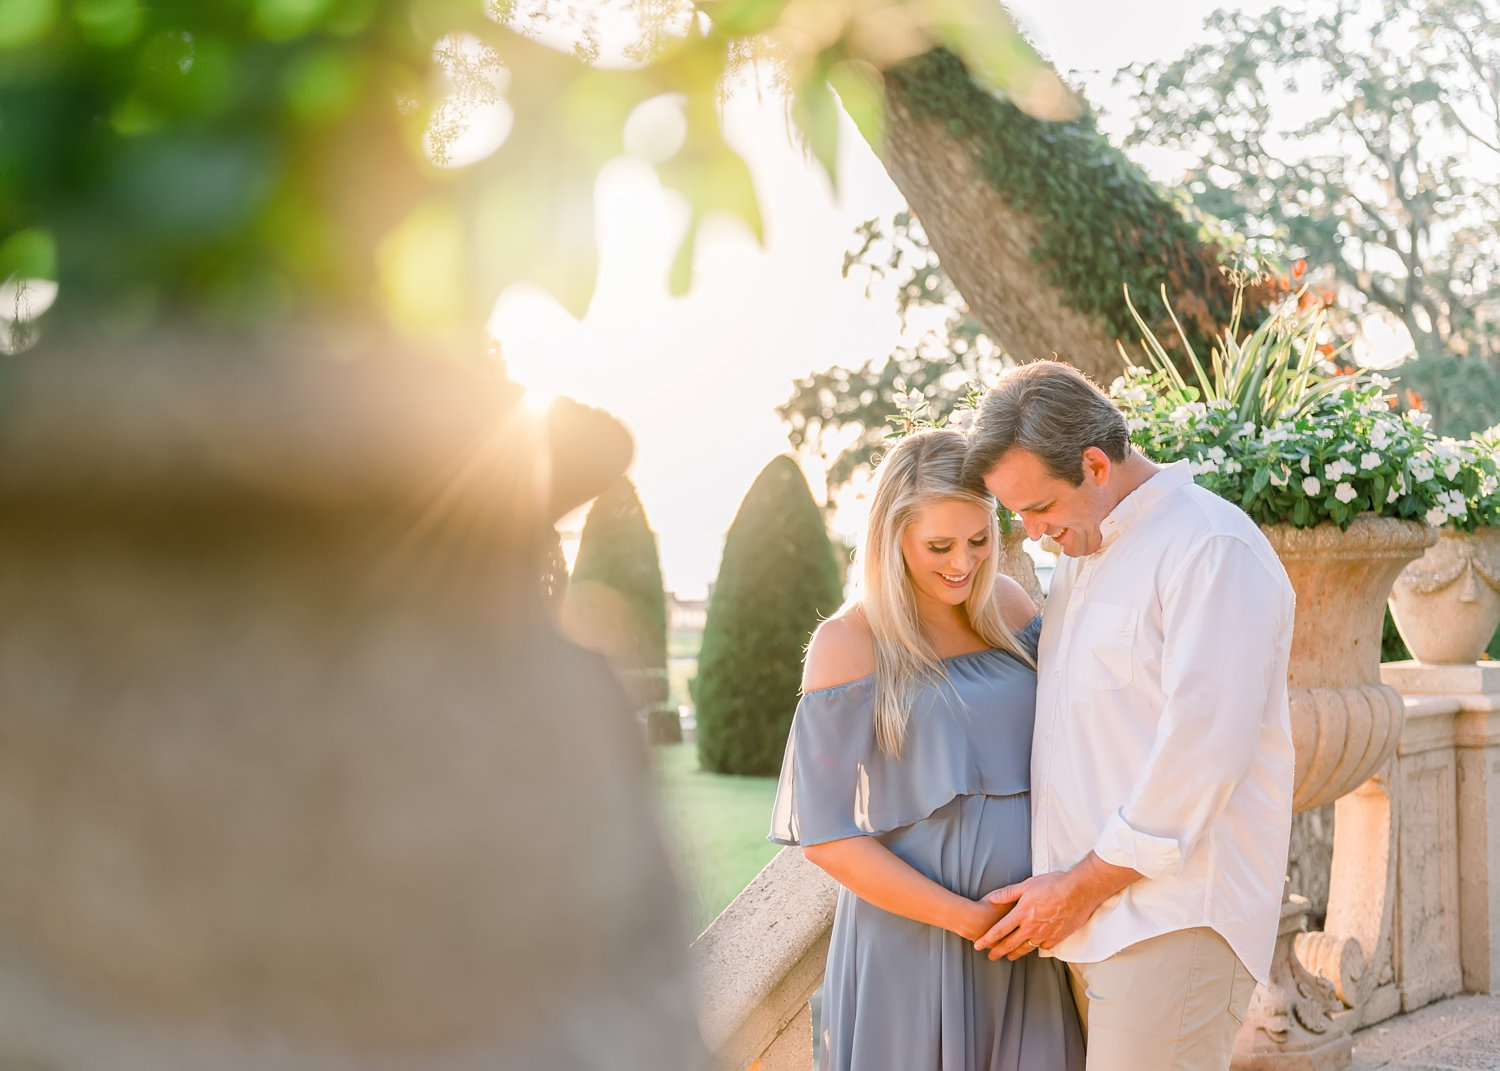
0;228;57;281
0;0;57;49
792;71;840;193
829;59;886;153
669;212;698;297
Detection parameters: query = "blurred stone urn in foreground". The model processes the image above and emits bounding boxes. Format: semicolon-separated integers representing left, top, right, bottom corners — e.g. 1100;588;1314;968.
1388;528;1500;665
0;331;700;1069
1233;516;1436;1071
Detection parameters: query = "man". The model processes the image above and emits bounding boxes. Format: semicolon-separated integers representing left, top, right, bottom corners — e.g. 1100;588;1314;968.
965;360;1295;1071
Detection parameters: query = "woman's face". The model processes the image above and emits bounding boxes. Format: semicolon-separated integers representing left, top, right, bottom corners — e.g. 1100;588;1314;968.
899;498;994;609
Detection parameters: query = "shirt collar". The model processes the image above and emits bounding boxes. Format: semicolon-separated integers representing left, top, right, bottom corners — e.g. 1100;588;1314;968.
1096;460;1193;551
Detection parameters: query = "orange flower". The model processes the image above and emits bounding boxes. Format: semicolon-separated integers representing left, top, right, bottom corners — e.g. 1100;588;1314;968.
1292;258;1307;279
1405;389;1424;411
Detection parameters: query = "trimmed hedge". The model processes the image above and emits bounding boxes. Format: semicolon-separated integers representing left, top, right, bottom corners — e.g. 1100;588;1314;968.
695;456;844;775
569;477;671;733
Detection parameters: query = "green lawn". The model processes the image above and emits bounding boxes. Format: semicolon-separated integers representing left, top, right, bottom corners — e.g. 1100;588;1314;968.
667;656;696;709
652;741;782;935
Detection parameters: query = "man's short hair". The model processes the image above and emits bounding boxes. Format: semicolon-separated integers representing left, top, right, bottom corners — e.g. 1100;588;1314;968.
965;360;1130;486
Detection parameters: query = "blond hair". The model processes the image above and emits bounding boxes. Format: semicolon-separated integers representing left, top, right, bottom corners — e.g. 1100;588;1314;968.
853;428;1032;756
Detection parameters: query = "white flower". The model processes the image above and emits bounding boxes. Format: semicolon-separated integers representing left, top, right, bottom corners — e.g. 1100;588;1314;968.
1315;427;1336;439
1371;373;1393;389
1337;441;1357;453
1426;506;1448;525
1370;423;1394;450
1224;459;1242;474
1270;469;1289;487
893;389;925;411
1126;415;1147;432
1302;476;1322;496
1409;410;1433;429
1325;460;1354;481
948;408;976;432
1481;475;1499;497
1207;446;1227;465
1335;482;1357;504
1360;452;1382;471
1190;459;1215;476
1387;485;1400;504
1170;402;1207;425
1410;457;1435;483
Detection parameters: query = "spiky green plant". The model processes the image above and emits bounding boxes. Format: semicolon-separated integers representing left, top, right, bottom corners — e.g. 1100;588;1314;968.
1121;281;1354;429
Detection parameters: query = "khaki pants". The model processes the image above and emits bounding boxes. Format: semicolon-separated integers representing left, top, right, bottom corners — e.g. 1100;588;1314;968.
1065;927;1256;1071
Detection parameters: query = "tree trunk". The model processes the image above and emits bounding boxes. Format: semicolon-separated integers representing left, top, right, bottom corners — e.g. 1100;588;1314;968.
879;89;1121;379
873;50;1257;382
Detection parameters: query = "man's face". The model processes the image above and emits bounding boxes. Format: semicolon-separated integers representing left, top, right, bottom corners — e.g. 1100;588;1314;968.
981;447;1114;558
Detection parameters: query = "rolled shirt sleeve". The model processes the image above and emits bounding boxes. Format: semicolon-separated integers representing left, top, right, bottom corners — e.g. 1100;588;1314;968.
1089;534;1294;879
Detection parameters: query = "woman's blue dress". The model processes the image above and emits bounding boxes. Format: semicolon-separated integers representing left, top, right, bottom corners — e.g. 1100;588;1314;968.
769;616;1084;1071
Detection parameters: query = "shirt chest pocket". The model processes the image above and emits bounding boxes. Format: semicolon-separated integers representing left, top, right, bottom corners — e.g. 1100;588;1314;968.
1076;601;1140;690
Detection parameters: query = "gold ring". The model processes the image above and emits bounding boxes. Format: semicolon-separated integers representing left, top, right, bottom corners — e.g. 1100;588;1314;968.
1026;939;1038;949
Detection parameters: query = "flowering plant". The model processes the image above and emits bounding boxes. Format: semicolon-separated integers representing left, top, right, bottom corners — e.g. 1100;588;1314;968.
1110;280;1460;530
1430;431;1500;531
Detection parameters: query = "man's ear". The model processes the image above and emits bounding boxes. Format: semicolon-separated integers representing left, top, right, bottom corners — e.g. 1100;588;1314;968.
1080;446;1112;487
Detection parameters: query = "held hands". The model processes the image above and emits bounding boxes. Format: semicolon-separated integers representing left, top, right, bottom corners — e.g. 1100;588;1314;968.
953;895;1014;944
971;872;1091;961
972;853;1142;961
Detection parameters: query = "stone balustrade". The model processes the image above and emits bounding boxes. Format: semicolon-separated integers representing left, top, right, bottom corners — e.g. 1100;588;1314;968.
690;848;838;1070
1379;662;1500;1007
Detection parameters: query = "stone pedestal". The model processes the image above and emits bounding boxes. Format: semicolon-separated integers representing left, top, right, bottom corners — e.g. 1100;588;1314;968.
1384;661;1500;998
1390;691;1465;1010
1237;519;1434;1071
1234;894;1352;1071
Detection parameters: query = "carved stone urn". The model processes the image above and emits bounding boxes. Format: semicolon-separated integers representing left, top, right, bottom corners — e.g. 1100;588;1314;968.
1388;527;1500;664
1233;516;1436;1071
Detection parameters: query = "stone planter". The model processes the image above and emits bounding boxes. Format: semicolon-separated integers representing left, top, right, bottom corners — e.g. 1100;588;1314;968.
1388;527;1500;665
1234;516;1436;1071
0;331;698;1068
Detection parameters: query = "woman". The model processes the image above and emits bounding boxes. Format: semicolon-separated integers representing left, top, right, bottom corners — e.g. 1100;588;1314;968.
769;428;1083;1071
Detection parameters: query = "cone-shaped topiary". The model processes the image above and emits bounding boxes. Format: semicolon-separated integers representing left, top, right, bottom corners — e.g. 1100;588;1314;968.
696;456;844;774
566;477;671;735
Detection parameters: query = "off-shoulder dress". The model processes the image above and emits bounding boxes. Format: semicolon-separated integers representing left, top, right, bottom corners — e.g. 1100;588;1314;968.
769;616;1085;1071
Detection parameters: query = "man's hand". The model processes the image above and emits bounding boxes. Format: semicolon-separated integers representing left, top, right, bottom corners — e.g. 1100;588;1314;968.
972;872;1091;960
973;853;1141;961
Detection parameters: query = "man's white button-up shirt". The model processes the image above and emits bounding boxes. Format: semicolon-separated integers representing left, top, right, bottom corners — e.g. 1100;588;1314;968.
1032;461;1296;983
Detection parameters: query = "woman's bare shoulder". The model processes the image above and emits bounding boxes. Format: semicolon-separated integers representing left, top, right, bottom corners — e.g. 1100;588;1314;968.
802;605;877;693
991;573;1041;633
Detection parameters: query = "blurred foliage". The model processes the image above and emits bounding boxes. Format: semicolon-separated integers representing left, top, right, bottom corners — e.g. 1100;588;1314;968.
695;455;843;775
1118;0;1500;436
1;0;1069;347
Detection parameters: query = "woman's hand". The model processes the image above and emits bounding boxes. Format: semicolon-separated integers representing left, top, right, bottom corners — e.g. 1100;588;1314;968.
953;896;1014;942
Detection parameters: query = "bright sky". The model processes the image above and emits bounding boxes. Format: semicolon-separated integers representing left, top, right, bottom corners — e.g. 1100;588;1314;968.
493;0;1375;599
